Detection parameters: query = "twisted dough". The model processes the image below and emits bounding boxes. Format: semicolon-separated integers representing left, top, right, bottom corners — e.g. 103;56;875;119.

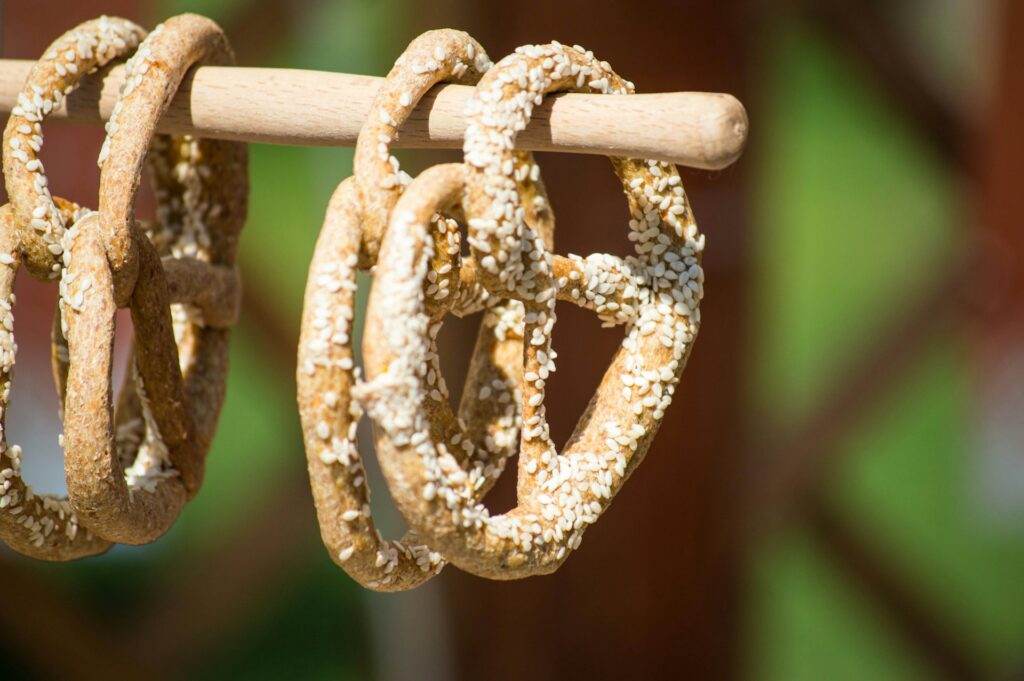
0;14;247;558
3;16;146;281
0;17;147;559
63;13;247;544
361;43;704;579
298;29;555;590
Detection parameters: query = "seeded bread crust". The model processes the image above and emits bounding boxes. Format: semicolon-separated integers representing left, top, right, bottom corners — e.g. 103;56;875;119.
63;14;247;544
0;14;247;558
0;21;700;577
361;43;704;580
298;30;555;591
0;205;112;560
3;16;146;281
0;16;148;559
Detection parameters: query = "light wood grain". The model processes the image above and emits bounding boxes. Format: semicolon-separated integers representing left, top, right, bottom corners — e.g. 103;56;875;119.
0;59;747;169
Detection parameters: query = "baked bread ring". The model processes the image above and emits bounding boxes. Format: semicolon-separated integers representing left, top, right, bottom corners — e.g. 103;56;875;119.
0;205;112;559
62;13;247;543
0;17;147;560
0;14;246;557
298;30;555;590
361;43;703;579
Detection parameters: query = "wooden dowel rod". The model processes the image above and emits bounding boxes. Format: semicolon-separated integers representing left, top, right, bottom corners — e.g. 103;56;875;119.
0;59;747;170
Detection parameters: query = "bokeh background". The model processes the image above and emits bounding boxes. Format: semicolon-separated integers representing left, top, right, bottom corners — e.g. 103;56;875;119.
0;0;1022;679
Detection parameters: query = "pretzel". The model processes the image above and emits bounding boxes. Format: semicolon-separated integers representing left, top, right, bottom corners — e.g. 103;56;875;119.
360;43;703;579
298;30;556;590
63;14;247;543
0;15;246;558
0;17;145;560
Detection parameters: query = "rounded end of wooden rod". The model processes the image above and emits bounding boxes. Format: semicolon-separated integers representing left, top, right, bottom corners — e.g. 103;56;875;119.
687;92;748;171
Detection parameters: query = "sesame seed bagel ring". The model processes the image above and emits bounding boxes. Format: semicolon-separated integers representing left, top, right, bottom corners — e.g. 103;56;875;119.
362;43;704;579
60;14;247;543
298;30;555;590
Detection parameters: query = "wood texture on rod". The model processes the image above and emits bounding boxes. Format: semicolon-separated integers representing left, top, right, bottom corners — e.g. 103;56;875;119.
0;59;747;170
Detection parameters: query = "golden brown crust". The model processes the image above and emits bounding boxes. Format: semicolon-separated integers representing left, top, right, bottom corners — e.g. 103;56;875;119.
362;43;704;580
300;31;489;591
300;178;443;590
353;29;492;265
62;214;189;542
1;21;700;578
0;14;248;557
3;17;145;281
0;17;146;559
96;14;236;305
299;30;555;591
0;205;112;560
62;13;247;542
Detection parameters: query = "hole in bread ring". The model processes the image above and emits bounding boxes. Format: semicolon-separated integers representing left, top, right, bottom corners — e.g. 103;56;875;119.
362;44;704;579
